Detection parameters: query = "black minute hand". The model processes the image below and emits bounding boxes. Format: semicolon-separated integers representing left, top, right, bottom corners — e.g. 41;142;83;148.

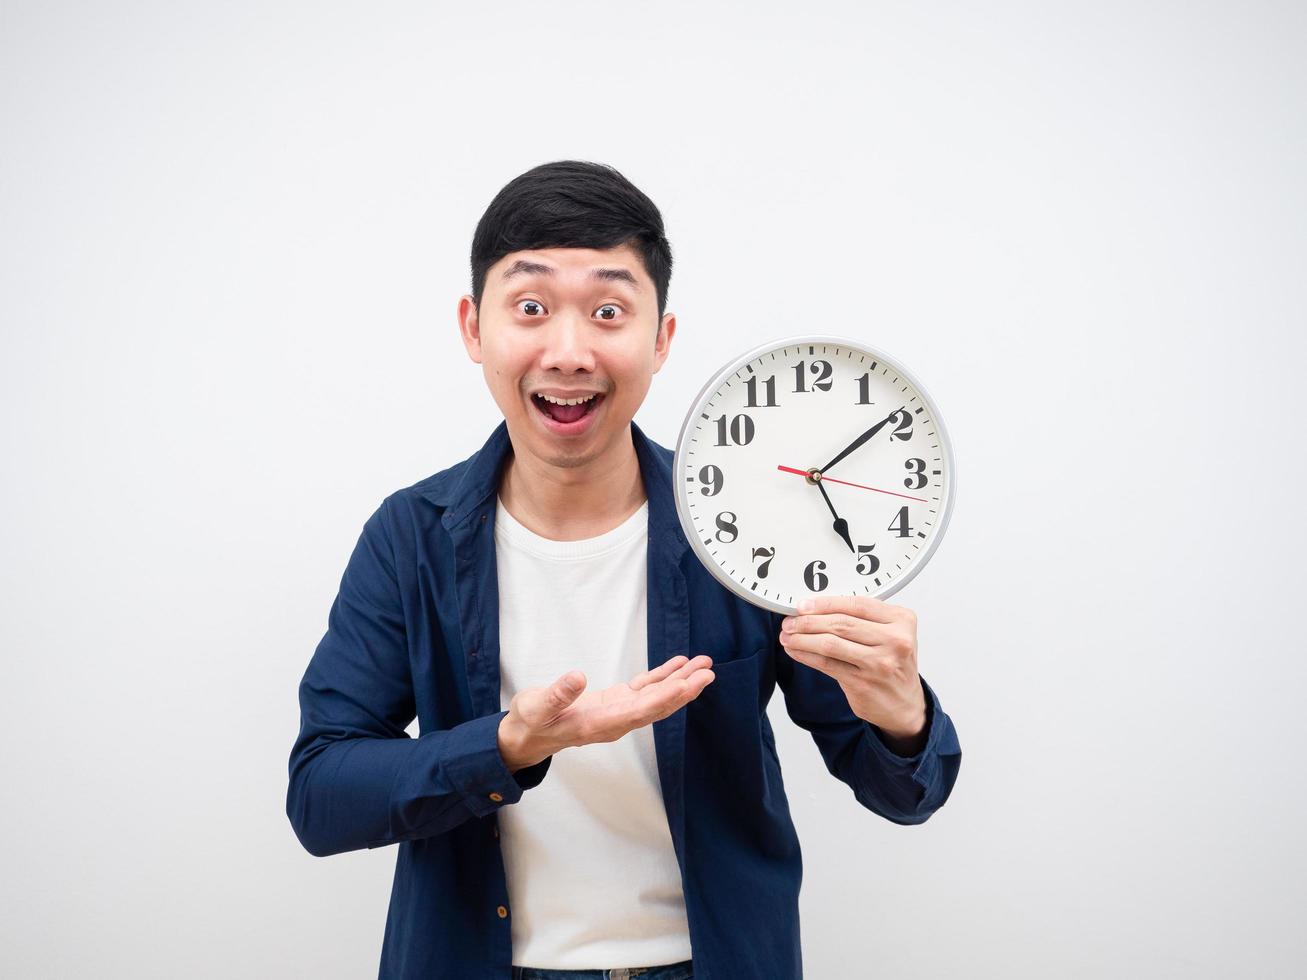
818;406;906;475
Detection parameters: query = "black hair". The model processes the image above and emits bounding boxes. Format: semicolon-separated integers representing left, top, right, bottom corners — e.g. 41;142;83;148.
470;160;673;322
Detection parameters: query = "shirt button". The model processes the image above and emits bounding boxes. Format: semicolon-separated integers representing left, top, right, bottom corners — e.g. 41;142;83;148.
488;792;503;802
497;905;508;918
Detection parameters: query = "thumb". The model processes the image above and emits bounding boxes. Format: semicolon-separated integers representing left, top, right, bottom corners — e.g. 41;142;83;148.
548;670;586;709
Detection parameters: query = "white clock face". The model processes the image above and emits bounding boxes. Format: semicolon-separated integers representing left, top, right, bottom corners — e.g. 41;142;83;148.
672;336;956;614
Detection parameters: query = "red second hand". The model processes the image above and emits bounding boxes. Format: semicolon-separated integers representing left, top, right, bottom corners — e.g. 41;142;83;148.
776;464;929;502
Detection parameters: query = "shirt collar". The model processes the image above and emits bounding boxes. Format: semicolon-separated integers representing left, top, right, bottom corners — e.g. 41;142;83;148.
420;418;687;557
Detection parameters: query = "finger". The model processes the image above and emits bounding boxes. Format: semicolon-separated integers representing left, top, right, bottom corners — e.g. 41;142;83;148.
659;653;714;683
678;653;714;673
780;629;868;670
648;668;715;721
629;654;689;691
635;663;715;718
779;638;861;683
783;611;888;648
795;594;897;623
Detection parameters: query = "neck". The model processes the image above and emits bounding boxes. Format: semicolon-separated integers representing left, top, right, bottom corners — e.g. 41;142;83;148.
498;426;646;541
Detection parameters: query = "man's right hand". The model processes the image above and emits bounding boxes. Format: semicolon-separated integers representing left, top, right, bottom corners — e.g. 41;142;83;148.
496;654;716;772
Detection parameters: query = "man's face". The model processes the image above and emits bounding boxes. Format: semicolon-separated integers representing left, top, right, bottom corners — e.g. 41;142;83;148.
458;243;675;470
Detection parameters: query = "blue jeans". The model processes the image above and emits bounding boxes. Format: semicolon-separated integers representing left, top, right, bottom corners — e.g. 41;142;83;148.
510;958;694;980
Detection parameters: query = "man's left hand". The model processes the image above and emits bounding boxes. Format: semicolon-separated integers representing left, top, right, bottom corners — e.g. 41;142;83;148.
779;595;928;753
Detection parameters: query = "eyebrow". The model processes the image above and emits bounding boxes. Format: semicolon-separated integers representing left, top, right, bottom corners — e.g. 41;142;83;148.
500;259;641;290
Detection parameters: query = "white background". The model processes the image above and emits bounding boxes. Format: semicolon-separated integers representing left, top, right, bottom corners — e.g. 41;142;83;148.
2;1;1304;976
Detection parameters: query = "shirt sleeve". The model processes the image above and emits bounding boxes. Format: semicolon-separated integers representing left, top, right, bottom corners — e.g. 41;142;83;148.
770;610;962;825
286;497;552;857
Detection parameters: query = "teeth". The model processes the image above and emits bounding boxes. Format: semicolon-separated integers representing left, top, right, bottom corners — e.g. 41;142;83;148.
536;393;598;406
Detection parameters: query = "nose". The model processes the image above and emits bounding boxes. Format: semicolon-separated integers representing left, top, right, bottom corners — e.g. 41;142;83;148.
538;311;597;374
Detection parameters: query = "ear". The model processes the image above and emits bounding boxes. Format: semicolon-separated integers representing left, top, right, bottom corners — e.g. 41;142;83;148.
457;295;482;363
651;312;676;374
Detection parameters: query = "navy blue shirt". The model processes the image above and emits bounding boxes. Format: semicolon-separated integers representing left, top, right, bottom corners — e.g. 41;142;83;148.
286;418;962;979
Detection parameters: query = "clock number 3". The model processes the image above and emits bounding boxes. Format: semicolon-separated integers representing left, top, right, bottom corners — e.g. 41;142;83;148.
904;458;927;490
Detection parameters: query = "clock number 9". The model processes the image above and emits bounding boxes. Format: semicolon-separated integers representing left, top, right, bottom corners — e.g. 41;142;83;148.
713;413;755;447
793;359;833;393
697;464;724;496
803;559;829;592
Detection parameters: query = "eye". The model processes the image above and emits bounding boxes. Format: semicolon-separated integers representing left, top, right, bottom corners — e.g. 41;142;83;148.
518;299;547;317
595;304;622;321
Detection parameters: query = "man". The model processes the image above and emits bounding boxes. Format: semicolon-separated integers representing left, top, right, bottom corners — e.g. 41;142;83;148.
286;160;963;980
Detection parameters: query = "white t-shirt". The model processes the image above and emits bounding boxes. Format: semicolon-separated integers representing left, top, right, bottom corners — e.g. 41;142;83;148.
494;494;693;970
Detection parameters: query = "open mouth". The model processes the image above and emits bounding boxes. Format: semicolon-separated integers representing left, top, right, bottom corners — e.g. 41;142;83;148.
530;392;605;429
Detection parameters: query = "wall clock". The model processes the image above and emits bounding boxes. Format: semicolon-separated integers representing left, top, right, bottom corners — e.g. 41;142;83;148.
671;335;956;614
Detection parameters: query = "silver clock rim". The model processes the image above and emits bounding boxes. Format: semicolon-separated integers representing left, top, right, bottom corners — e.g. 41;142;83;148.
671;333;958;615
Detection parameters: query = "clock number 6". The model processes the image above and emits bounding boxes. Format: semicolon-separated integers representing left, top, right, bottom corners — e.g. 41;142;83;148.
803;559;829;592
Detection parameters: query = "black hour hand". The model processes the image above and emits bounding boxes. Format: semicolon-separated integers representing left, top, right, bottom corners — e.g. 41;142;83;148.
816;479;855;554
